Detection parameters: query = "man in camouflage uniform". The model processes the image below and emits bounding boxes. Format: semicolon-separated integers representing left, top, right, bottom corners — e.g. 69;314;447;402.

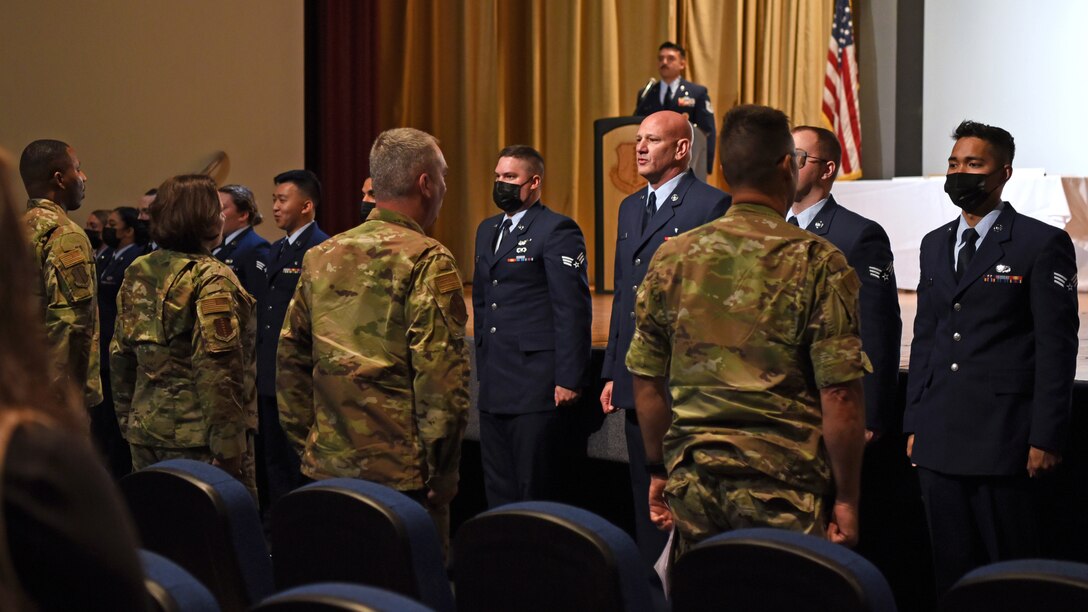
20;139;102;409
278;128;470;547
111;175;257;496
627;105;870;559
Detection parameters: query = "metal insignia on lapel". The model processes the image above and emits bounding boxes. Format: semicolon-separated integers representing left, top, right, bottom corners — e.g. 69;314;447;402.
671;194;679;201
814;221;824;229
993;224;1003;233
996;264;1011;273
517;225;525;231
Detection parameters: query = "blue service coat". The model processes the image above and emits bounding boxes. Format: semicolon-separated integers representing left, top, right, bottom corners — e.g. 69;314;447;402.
601;171;730;409
257;223;329;397
472;202;592;415
804;195;902;434
215;226;270;300
905;204;1079;475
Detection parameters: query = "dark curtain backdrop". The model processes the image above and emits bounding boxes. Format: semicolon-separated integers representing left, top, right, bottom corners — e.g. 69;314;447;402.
306;0;380;235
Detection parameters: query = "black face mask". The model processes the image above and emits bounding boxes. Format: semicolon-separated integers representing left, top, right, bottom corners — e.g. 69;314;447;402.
492;179;532;214
85;228;102;250
944;171;1001;215
102;227;121;249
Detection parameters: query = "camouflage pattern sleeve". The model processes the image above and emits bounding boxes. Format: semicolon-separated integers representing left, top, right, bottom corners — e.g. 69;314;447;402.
807;250;872;388
625;249;676;379
406;250;470;496
44;229;102;407
110;273;137;437
192;277;253;459
277;257;316;456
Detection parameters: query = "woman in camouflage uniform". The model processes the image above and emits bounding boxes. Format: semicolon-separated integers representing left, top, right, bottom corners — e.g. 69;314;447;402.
111;174;257;496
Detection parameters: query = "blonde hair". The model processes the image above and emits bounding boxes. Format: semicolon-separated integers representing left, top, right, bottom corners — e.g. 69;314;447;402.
369;128;441;200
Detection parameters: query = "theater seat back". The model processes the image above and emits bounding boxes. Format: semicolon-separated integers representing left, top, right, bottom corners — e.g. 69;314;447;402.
452;501;663;612
252;582;434;612
121;460;273;612
140;550;220;612
671;527;896;612
939;559;1088;612
270;478;452;612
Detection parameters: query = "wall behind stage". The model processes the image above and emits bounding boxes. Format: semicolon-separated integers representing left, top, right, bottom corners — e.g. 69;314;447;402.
0;0;304;240
922;0;1088;176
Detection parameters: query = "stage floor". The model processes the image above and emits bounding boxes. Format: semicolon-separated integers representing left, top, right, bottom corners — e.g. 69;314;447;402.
464;288;1088;380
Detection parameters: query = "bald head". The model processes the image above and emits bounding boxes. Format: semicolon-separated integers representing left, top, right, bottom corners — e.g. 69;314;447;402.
635;111;693;187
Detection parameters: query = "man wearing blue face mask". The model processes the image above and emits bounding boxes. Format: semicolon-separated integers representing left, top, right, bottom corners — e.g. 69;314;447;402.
471;145;592;507
905;120;1078;594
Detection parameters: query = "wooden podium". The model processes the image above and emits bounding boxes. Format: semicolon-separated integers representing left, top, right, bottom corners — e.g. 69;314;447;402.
592;116;708;292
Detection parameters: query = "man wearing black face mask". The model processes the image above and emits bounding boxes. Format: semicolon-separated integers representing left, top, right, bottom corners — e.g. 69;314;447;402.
472;145;592;507
905;120;1078;594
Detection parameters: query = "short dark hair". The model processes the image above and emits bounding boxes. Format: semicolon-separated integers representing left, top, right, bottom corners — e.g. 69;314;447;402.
218;184;263;226
150;175;222;253
274;170;321;207
719;105;793;190
19;139;71;188
952;120;1015;165
793;126;842;179
659;41;686;59
497;145;545;177
113;206;150;245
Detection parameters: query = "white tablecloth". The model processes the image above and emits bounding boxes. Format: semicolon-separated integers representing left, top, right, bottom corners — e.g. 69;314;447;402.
832;175;1088;291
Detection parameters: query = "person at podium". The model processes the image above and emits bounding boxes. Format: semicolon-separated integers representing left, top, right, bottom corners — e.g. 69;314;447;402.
634;41;716;174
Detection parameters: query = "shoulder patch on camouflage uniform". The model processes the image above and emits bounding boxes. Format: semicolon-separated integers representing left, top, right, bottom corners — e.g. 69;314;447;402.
197;295;239;351
213;317;236;342
55;246;92;298
198;296;232;315
58;249;85;268
434;271;460;294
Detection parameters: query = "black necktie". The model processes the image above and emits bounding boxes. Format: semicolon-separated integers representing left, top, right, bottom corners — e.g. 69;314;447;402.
275;240;292;266
642;192;657;234
494;219;512;253
956;228;979;280
664;85;674;108
787;217;799;226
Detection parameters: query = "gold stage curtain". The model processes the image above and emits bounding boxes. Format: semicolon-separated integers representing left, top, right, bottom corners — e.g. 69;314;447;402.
375;0;832;281
682;0;835;189
375;0;674;279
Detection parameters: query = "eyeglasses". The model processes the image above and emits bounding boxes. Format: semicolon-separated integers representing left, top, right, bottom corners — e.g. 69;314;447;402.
792;149;831;167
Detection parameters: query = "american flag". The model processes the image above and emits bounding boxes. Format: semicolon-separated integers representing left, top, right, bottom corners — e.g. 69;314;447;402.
823;0;862;179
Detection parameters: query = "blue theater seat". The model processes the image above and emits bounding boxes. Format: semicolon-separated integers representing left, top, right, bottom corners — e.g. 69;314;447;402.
140;550;220;612
270;478;453;612
252;582;434;611
939;558;1088;612
671;527;896;612
452;501;665;612
121;459;273;611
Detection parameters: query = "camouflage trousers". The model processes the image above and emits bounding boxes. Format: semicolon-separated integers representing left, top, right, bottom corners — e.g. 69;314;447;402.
665;463;826;561
130;435;258;502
